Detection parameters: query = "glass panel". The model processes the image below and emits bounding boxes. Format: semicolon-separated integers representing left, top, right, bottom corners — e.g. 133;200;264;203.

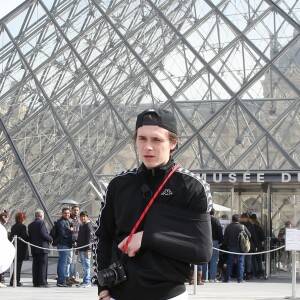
271;190;300;273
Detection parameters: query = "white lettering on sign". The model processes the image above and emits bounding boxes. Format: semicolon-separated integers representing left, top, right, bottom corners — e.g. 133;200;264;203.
213;173;222;183
243;172;251;182
228;173;237;183
282;173;291;183
197;172;300;183
257;173;264;183
199;173;207;181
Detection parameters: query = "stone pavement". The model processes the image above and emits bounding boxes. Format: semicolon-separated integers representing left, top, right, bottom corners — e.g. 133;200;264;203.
1;274;299;300
1;258;299;300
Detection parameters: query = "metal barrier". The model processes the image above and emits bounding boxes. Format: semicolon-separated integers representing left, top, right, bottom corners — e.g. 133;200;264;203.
190;245;295;296
10;236;93;288
11;237;299;299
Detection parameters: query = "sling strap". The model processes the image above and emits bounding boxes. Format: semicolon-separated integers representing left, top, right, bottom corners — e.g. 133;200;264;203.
122;164;180;253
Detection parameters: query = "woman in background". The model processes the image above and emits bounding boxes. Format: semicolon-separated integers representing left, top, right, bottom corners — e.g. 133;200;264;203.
9;212;29;286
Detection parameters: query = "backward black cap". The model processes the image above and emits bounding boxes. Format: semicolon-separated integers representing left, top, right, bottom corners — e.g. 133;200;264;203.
136;108;177;134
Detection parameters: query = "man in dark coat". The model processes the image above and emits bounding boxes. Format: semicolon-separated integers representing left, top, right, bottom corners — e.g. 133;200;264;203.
56;207;73;287
76;211;94;287
250;214;265;278
223;214;251;283
28;210;53;287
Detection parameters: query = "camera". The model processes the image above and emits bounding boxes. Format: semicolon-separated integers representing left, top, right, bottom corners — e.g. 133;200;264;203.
97;261;127;287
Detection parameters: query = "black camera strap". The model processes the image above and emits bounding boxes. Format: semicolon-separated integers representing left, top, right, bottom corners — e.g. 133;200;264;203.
122;164;180;254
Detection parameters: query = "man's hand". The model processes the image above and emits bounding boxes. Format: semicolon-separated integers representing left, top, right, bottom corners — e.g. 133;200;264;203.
118;231;143;257
99;290;110;299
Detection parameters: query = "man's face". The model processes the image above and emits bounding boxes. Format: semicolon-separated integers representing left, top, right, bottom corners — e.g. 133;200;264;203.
80;215;88;224
136;125;177;169
62;210;70;219
72;207;79;217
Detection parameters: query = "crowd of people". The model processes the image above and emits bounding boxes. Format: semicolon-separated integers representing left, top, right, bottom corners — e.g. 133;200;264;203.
199;212;294;284
221;212;263;283
189;207;223;285
55;206;94;288
0;205;95;288
1;206;292;291
188;211;267;285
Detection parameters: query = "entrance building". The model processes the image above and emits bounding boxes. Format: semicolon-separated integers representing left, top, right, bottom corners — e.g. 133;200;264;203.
199;171;300;277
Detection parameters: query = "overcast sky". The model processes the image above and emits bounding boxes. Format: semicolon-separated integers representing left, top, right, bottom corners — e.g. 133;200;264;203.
0;0;24;19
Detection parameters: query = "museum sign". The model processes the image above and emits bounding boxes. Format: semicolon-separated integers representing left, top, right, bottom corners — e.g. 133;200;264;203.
197;172;300;183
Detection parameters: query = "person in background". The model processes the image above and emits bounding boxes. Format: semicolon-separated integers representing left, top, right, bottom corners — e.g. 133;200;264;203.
28;210;53;287
250;214;265;279
278;220;293;271
240;213;258;280
93;108;212;300
9;212;29;286
188;265;204;285
76;211;94;288
201;263;209;283
202;208;224;283
223;214;251;283
209;208;224;282
0;210;9;226
0;210;11;288
56;207;73;287
66;205;80;285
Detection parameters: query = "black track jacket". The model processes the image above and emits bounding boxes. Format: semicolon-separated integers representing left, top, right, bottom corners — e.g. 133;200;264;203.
93;159;213;300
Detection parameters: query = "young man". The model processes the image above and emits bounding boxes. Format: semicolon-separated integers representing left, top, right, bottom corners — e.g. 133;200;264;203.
56;207;73;287
93;108;213;300
66;205;80;285
76;211;94;287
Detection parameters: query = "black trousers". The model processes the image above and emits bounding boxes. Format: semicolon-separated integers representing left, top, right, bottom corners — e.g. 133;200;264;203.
32;253;48;286
10;258;24;284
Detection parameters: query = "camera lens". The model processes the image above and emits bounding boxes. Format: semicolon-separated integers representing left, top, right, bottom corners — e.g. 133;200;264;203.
91;275;98;285
98;268;117;286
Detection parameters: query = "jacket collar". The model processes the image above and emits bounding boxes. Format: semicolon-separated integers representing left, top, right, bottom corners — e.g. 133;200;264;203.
137;158;175;177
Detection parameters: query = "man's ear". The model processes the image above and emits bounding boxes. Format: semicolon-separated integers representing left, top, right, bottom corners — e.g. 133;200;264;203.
170;140;178;151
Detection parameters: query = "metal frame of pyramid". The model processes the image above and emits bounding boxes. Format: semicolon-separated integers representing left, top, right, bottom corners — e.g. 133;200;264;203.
1;0;300;225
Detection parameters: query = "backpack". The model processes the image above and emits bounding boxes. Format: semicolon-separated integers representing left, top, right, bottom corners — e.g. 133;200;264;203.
49;221;60;247
238;225;250;253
